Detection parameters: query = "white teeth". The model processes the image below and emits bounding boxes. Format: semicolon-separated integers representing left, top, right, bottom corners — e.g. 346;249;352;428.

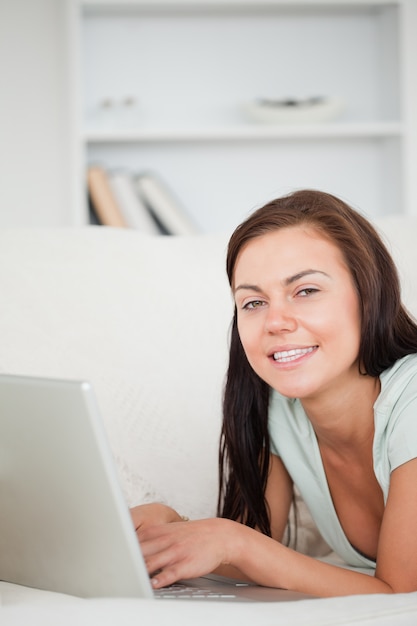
273;347;315;362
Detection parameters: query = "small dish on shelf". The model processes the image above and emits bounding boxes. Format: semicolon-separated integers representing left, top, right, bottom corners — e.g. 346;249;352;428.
242;96;345;124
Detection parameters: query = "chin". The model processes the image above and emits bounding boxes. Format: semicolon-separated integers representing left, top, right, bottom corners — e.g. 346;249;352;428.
271;385;304;400
271;379;318;401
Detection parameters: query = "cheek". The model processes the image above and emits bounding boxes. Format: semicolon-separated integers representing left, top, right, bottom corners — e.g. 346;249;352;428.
341;292;361;334
323;294;361;346
237;318;248;350
237;317;259;358
237;321;267;380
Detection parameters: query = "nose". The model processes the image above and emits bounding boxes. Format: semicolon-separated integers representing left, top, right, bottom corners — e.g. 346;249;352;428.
264;301;297;334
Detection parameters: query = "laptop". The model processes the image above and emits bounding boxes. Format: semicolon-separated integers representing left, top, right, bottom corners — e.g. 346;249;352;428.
0;374;312;602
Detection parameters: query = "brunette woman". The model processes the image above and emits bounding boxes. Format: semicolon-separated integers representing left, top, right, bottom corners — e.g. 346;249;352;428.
132;190;417;596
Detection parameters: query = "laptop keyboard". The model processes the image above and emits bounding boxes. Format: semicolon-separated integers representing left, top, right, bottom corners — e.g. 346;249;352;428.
154;583;237;600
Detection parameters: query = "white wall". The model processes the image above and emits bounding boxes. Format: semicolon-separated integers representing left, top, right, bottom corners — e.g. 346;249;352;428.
0;0;78;226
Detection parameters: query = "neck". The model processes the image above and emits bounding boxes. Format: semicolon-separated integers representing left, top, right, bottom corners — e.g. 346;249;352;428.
301;374;381;452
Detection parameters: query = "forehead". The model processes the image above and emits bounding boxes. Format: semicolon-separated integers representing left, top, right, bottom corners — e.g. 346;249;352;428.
233;226;348;283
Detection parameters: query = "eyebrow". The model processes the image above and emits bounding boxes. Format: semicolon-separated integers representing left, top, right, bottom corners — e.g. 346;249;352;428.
233;269;331;294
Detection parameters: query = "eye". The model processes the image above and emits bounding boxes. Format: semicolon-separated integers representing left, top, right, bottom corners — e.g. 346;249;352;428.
296;287;319;297
242;299;266;310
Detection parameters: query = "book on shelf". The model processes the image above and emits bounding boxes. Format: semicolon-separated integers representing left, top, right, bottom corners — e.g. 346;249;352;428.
135;172;199;236
108;170;160;235
87;166;128;228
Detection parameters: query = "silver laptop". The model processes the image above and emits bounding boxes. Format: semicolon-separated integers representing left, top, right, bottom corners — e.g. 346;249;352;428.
0;374;311;602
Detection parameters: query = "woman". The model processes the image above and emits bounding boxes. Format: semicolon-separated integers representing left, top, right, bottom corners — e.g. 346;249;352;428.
132;189;417;596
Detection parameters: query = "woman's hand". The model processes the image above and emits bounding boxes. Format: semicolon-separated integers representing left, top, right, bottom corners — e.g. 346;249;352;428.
130;503;184;533
137;517;244;589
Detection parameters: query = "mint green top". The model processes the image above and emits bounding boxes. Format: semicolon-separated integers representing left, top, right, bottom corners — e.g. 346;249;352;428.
268;354;417;569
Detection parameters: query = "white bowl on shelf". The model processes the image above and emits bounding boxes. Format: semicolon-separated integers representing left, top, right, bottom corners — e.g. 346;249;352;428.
242;96;345;124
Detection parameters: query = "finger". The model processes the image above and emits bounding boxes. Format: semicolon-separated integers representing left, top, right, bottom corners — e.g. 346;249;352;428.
138;525;173;549
150;560;191;589
138;521;186;545
144;542;186;581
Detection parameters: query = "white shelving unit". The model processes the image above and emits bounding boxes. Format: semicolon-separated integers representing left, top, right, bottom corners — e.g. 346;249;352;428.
76;0;417;233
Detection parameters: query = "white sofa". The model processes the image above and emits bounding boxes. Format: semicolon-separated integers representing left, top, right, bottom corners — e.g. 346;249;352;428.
1;217;417;625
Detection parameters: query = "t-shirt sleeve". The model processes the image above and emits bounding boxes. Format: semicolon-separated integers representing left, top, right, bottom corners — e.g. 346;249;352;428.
268;390;283;458
269;435;280;458
387;388;417;472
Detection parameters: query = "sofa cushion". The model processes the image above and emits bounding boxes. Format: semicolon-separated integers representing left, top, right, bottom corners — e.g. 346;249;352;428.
0;228;231;519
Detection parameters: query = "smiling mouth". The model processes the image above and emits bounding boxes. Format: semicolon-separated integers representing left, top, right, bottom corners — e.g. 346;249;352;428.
272;346;317;363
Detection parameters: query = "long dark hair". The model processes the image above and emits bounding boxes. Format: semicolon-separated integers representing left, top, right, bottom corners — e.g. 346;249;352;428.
218;189;417;536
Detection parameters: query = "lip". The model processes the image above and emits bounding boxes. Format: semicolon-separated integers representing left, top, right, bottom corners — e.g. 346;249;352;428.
268;345;318;367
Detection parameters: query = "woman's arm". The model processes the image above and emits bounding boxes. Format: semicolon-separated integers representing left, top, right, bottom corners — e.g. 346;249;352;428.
138;457;417;596
138;516;390;597
213;452;294;580
375;456;417;592
263;452;294;541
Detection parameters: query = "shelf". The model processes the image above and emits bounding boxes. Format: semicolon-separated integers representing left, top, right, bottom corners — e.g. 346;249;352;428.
78;0;415;229
84;122;403;143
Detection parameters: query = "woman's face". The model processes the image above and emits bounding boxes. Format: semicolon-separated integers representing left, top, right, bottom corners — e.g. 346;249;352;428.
233;226;361;404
